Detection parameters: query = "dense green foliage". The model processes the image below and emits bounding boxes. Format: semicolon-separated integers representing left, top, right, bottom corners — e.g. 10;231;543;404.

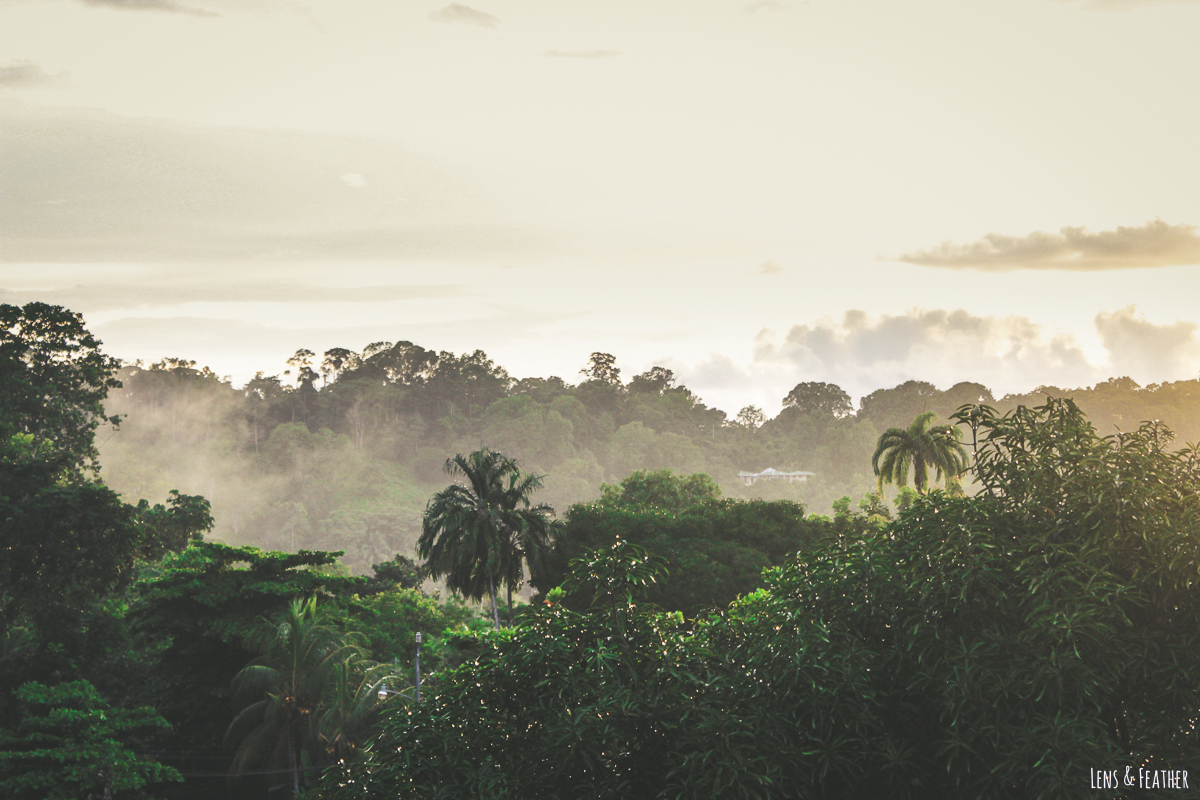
129;544;371;771
0;302;122;473
321;398;1200;800
97;354;888;567
0;681;181;800
97;340;1200;580
782;380;853;418
11;301;1200;799
0;304;496;798
226;597;388;796
0;443;138;630
539;469;830;616
595;468;722;510
324;545;698;800
0;304;222;797
124;542;480;793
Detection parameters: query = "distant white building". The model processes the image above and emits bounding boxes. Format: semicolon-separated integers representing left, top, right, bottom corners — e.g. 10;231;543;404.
737;467;815;486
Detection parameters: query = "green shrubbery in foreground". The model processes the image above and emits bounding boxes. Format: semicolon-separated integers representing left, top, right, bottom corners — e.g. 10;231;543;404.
8;302;1200;799
321;399;1200;800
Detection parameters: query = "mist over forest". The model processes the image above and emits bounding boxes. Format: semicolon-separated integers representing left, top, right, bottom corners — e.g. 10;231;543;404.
96;340;1200;576
7;0;1200;792
10;303;1200;800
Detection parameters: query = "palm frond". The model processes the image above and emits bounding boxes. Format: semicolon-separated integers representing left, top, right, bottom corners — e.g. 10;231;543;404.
873;412;969;494
420;447;555;626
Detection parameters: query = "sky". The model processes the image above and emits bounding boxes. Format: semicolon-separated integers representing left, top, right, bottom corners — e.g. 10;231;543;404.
3;0;1200;415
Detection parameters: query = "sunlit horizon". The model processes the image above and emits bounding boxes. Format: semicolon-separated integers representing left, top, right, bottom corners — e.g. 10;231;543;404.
4;0;1199;416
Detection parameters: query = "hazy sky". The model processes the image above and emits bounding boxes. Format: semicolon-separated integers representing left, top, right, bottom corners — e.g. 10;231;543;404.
3;0;1199;414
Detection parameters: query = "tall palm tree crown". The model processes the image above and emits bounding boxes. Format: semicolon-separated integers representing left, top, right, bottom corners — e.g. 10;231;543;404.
418;448;554;629
872;411;969;494
225;596;385;797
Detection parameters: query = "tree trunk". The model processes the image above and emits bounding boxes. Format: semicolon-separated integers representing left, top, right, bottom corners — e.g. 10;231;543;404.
507;582;514;626
289;729;301;796
489;574;500;630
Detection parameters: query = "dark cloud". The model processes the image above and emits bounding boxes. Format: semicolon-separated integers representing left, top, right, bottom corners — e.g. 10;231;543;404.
79;0;219;15
0;283;472;311
0;61;61;89
897;219;1200;271
1095;306;1200;382
428;3;499;28
540;50;620;59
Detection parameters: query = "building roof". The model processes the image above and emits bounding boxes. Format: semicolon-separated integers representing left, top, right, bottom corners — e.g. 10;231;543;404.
737;467;816;477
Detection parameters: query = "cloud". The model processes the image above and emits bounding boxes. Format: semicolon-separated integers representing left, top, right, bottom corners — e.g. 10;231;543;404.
0;282;472;312
684;352;747;392
758;259;784;275
1;103;548;262
745;1;789;12
671;306;1200;414
664;309;1097;412
75;304;1200;413
1095;306;1200;382
753;309;1097;394
1054;0;1200;9
341;173;366;188
540;50;620;59
66;0;313;15
897;219;1200;271
79;0;219;15
428;3;499;28
0;61;61;89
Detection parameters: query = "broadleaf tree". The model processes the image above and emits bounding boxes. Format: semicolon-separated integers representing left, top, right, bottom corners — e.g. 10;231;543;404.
781;380;853;418
0;680;181;800
0;302;122;473
321;398;1200;799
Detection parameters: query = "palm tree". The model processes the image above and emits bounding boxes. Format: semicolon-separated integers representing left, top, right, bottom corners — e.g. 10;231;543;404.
418;449;554;629
315;660;394;764
225;597;379;797
872;411;969;495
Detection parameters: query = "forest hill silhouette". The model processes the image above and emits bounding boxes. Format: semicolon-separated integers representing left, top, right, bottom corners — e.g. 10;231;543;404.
96;343;1200;574
8;303;1200;798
